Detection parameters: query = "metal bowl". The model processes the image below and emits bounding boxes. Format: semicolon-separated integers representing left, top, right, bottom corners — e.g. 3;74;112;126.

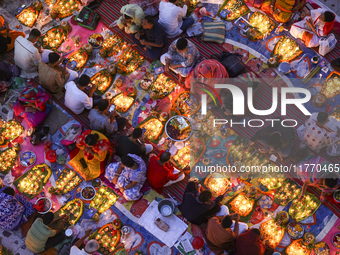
278;62;291;74
158;199;175;217
333;190;340;203
35;197;52;214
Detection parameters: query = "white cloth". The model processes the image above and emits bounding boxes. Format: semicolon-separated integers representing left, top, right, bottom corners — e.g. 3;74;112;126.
145;143;153;154
216;205;248;234
164;168;185;187
66;68;79;82
64;81;93;114
158;1;187;38
70;246;89;255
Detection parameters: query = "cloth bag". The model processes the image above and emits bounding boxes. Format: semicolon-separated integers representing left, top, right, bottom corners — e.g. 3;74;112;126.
202;22;226;44
319;34;337;56
216;52;246;77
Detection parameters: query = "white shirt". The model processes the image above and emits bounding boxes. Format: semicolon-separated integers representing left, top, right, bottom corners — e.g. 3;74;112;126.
14;35;41;78
64;81;93;114
70;246;89;255
158;1;187;38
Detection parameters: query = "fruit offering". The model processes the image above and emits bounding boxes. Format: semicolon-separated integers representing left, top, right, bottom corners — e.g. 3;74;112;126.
111;93;135;113
41;27;67;50
260;219;285;248
218;0;250;21
204;173;231;197
287;222;304;239
138;117;164;142
274;180;301;206
82;186;96;200
333;233;340;249
273;36;303;62
52;0;81;19
90;186;118;214
88;33;104;48
54;199;84;225
150;74;177;99
171;91;199;116
193;112;219;137
91;223;121;254
55;168;82;194
286;239;311;255
166;116;192;141
289;193;321;222
67;48;88;70
321;71;340;98
230;192;255;216
0;119;24;142
102;34;126;57
116;46;144;75
140;72;154;90
260;177;285;190
247;11;276;41
0;147;19;176
16;1;42;27
91;69;113;94
313;242;330;255
14;164;52;199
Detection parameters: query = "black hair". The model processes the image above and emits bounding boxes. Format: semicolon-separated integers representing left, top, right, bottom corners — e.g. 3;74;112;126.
144;15;155;25
325;178;338;188
324;11;335;22
97;99;109;112
48;52;60;64
267;132;281;147
3;187;15;196
42;212;54;225
121;155;135;168
78;74;91;87
169;0;176;3
160;151;171;163
198;190;212;202
176;38;188;51
132;128;142;139
85;133;99;146
221;215;233;228
117;117;128;131
317;112;328;124
251;228;261;235
124;14;132;20
29;28;41;38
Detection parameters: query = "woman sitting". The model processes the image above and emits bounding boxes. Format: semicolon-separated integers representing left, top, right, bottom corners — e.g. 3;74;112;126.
261;0;305;23
0;15;25;52
105;154;147;201
69;130;113;181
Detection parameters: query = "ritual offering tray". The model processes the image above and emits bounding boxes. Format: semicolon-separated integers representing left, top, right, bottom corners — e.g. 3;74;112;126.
172;146;190;170
260;177;285;190
81;186;96;200
166;116;192;142
150;73;177;99
218;0;250;21
16;1;42;27
111;93;135;113
259;195;273;209
54;199;84;225
51;0;81;19
89;186;118;214
173;139;205;171
14;164;52;199
247;11;276;41
90;69;113;94
0;119;24;143
137;117;164;142
321;71;340;98
67;48;88;70
314;242;330;255
35;197;52;214
52;168;82;194
230;192;255;217
204;173;231;197
0;147;19;176
90;223;121;254
272;36;303;62
19;151;36;167
274;179;301;206
116;47;144;75
286;239;311;255
289;193;321;222
194;112;218;137
101;34;126;57
260;219;285;248
139;72;154;90
287;222;304;239
171;91;199;116
40;27;67;50
332;233;340;249
88;33;104;48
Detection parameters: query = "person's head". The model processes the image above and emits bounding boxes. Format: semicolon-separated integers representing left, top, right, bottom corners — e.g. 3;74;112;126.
198;190;212;202
42;212;54;225
176;38;188;52
159;151;171;163
77;74;91;89
28;28;41;43
221;215;233;228
97;99;110;113
48;52;60;65
317;112;328;125
325;178;338;188
267;132;281;148
3;187;15;196
169;0;177;3
132;128;143;139
321;11;335;23
85;133;99;147
251;228;261;236
142;15;155;30
84;240;100;254
117;117;128;132
121;155;137;168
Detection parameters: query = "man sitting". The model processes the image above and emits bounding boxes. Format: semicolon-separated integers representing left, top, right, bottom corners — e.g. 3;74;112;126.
147;151;185;193
38;52;78;95
116;4;144;34
236;228;274;255
290;9;335;47
161;38;199;81
70;229;99;255
64;74;97;114
25;212;68;253
89;99;118;136
131;15;167;61
159;0;195;38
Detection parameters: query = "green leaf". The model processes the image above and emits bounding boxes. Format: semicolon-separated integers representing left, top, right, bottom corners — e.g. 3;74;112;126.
88;62;95;68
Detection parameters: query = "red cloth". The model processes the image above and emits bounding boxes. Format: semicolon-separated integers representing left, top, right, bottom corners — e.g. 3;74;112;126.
236;229;266;255
147;151;178;193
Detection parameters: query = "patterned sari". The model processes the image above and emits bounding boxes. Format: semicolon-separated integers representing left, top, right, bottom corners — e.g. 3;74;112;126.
0;190;25;231
0;15;25;51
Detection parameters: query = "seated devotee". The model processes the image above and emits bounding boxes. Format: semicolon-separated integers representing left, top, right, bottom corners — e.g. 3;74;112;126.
38;52;78;95
115;4;144;34
89;99;118;136
0;187;25;231
69;130;113;181
290;9;335;47
297;112;340;153
0;15;25;53
64;74;97;115
159;0;195;38
14;29;52;78
26;212;68;254
70;229;99;255
116;127;153;158
261;0;305;23
0;61;20;81
179;179;225;225
236;228;274;255
147;151;185;193
131;15;167;61
161;38;199;81
105;154;147;201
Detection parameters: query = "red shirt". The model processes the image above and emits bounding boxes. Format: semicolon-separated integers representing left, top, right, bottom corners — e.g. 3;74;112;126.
147;151;178;193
